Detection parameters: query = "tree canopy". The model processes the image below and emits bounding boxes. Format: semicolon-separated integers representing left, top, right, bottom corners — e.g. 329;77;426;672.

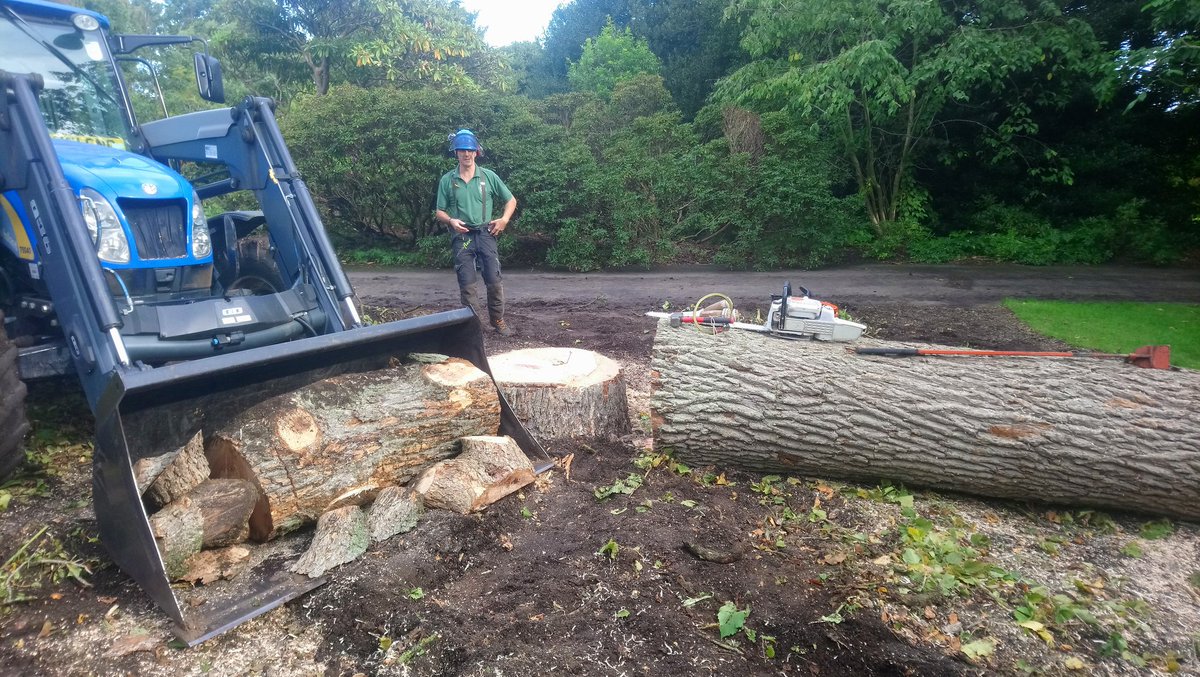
75;0;1200;268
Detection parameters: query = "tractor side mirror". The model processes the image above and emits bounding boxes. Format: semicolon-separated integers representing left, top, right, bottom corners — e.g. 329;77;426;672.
194;53;225;103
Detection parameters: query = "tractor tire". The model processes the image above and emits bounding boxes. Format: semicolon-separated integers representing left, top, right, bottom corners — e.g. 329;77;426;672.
0;310;30;480
227;237;286;295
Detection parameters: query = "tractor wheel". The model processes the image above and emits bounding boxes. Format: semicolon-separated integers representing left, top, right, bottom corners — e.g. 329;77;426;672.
0;310;30;480
227;237;286;295
227;258;286;295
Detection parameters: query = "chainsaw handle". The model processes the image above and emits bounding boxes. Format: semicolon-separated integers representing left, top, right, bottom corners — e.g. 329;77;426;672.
854;347;919;357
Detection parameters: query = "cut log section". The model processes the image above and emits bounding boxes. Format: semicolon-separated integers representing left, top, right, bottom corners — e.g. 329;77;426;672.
140;430;210;508
489;347;631;441
178;546;251;585
367;486;424;542
651;322;1200;520
290;506;369;578
206;357;501;541
149;479;258;580
414;435;535;514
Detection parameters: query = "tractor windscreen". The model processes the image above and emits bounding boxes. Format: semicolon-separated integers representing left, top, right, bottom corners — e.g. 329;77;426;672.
1;7;133;150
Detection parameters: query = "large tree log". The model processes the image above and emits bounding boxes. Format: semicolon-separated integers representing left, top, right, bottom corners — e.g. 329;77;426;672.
206;357;501;541
651;322;1200;520
490;347;631;441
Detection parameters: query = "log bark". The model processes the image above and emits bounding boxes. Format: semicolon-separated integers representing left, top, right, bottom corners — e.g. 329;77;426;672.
138;430;210;508
206;357;500;541
149;479;258;579
290;506;369;578
490;347;631;441
367;486;423;542
651;322;1200;520
414;435;535;514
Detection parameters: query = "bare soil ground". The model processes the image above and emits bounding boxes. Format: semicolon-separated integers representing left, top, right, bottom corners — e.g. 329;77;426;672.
1;265;1198;677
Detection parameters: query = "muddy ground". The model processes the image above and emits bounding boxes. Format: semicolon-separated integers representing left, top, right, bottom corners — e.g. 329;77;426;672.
1;264;1198;677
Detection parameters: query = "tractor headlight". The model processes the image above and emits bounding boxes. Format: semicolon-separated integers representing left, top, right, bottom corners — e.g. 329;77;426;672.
79;188;129;263
191;191;211;258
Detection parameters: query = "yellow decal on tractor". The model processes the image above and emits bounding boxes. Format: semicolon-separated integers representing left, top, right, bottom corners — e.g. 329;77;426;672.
0;195;35;261
50;131;127;150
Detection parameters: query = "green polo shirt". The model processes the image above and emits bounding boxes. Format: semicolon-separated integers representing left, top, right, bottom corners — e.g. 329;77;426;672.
436;166;513;226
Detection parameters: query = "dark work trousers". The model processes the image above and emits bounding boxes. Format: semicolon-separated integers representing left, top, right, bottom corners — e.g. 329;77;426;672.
452;230;505;324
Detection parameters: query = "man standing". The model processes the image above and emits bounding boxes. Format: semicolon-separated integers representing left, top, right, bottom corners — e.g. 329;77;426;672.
435;129;517;336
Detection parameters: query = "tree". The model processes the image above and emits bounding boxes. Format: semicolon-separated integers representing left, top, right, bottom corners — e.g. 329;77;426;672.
625;0;746;118
214;0;491;96
719;0;1105;236
539;0;632;94
568;21;661;97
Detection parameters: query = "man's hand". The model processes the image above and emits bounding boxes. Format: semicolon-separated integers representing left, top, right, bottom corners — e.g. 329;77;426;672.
488;217;509;236
449;218;470;233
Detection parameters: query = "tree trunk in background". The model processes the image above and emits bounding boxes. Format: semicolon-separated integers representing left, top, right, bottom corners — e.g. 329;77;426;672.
651;322;1200;520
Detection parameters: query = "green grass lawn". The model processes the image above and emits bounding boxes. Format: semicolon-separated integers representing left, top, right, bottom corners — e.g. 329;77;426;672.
1003;300;1200;370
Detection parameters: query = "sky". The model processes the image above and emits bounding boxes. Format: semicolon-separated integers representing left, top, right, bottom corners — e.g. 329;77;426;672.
459;0;563;47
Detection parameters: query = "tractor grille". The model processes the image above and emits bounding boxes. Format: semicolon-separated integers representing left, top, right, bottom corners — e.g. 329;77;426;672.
120;200;187;259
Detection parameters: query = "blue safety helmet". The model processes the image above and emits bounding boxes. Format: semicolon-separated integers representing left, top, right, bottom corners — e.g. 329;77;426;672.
448;128;482;154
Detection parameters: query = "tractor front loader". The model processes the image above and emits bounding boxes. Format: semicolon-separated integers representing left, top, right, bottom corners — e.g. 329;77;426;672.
0;0;544;645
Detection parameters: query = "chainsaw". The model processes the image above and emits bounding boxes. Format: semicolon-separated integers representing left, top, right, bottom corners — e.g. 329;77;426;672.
646;282;866;342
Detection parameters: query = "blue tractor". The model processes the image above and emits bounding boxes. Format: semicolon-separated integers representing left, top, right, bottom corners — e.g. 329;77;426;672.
0;0;545;644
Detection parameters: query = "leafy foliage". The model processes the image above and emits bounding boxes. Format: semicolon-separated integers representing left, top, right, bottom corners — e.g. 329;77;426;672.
719;0;1107;235
568;21;661;98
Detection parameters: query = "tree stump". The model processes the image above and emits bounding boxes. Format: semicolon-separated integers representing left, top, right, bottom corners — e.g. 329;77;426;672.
206;357;501;540
489;347;631;441
651;321;1200;520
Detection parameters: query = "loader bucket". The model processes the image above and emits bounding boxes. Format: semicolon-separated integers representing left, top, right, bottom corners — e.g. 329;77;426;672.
91;308;547;645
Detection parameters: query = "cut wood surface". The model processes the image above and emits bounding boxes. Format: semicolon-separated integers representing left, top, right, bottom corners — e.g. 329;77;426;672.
414;435;535;514
178;545;251;585
651;322;1200;520
206;357;501;541
490;347;631;440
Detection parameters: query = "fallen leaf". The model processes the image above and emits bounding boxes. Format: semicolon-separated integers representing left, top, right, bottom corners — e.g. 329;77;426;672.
960;638;995;660
822;552;846;565
924;606;935;620
38;621;52;638
816;483;835;498
1064;657;1086;670
872;554;891;566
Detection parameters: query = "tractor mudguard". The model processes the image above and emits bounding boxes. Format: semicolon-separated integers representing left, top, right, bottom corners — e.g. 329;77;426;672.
92;307;548;645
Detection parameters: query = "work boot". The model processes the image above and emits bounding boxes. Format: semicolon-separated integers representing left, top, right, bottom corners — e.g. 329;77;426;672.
491;318;516;337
